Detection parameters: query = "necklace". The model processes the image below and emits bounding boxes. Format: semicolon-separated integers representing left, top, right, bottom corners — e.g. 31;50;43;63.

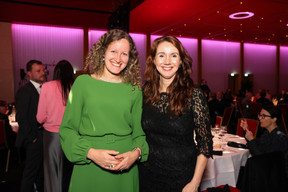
99;76;122;83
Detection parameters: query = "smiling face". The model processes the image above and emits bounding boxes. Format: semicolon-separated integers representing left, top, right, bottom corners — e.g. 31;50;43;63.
103;38;130;78
154;41;181;83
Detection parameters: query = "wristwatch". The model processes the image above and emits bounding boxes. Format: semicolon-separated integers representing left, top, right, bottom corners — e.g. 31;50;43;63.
133;147;142;161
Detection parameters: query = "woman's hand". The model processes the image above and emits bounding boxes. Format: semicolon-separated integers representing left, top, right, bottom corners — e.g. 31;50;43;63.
244;129;254;141
240;119;254;141
87;148;120;170
111;149;140;171
240;119;248;131
182;180;199;192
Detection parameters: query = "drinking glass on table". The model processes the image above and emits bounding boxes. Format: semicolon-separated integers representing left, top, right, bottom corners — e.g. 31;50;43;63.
221;126;227;135
214;126;220;137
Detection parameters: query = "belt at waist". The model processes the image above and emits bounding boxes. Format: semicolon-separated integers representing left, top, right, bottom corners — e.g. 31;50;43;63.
83;134;132;144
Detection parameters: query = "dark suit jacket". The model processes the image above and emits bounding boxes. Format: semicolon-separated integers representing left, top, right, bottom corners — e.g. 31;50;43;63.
15;81;41;147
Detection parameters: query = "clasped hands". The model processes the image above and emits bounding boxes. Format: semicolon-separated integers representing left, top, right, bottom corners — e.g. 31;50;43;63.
87;148;140;172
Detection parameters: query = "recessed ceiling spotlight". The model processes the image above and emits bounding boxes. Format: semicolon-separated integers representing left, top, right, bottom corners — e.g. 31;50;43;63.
229;12;254;19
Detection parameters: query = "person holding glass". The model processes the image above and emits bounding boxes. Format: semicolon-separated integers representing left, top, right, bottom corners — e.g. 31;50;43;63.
59;29;148;192
139;35;213;192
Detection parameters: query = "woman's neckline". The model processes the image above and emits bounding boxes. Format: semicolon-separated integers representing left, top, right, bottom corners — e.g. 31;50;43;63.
89;74;123;84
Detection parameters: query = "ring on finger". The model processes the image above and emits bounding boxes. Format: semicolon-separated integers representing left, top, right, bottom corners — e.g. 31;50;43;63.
109;164;115;168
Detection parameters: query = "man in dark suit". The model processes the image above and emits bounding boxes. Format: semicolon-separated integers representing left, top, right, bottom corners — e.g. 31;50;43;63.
15;60;45;192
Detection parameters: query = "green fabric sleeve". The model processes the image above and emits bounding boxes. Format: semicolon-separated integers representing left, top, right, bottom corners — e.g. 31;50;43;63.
131;89;149;162
59;78;92;164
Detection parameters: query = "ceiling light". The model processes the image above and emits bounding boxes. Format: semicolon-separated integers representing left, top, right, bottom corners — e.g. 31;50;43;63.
229;12;254;19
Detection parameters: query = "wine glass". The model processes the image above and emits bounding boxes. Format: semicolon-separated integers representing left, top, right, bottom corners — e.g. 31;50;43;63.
221;126;227;135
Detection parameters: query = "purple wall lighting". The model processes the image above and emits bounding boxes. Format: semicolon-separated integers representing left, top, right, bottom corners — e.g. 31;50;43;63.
280;46;288;91
129;33;146;82
88;29;107;50
12;24;84;91
202;40;240;93
244;43;277;94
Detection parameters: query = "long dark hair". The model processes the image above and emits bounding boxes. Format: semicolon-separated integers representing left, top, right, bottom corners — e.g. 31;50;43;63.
144;35;194;116
53;60;75;105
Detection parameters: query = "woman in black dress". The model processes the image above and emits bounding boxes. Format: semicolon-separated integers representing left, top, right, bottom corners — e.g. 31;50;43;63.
139;36;213;192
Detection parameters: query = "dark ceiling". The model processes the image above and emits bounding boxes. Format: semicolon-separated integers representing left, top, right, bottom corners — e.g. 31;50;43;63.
1;0;288;46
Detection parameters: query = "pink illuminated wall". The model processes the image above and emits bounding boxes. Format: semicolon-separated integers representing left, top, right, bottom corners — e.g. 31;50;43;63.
280;46;288;91
10;23;288;96
244;43;277;95
129;33;146;81
12;24;84;91
202;40;240;93
151;35;198;83
88;29;107;50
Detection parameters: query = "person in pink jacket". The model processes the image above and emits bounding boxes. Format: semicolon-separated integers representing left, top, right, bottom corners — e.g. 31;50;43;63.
37;60;75;192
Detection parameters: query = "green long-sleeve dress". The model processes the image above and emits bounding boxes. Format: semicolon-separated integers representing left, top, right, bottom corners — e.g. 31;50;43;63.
59;74;148;192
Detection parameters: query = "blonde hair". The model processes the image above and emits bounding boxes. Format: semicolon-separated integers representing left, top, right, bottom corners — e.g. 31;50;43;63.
84;29;141;88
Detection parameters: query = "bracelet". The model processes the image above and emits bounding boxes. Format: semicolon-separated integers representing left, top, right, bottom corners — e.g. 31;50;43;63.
133;147;142;161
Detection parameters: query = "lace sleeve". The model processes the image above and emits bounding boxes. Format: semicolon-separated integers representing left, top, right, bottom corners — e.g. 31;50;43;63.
191;87;213;158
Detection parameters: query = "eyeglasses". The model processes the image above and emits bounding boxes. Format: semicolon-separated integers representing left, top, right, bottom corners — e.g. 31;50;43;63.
258;114;272;119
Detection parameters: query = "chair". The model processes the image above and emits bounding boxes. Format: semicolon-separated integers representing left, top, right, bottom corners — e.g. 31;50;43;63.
0;119;11;172
278;103;288;134
236;118;259;137
221;106;234;127
241;152;288;192
215;116;223;127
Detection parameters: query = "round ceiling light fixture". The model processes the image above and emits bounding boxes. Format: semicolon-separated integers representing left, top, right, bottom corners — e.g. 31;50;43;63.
229;12;254;19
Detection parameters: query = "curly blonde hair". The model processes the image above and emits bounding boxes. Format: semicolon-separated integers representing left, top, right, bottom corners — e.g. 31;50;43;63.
144;35;194;116
84;29;141;88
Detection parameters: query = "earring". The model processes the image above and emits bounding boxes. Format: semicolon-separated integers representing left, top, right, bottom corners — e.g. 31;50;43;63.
102;58;105;61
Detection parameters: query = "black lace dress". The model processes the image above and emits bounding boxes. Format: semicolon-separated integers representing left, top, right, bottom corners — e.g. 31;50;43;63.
139;87;213;192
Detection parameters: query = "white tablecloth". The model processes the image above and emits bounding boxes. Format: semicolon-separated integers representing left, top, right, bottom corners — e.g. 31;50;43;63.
200;134;250;191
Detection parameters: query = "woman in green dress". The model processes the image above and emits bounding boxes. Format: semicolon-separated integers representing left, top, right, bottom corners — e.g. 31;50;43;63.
59;29;149;192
